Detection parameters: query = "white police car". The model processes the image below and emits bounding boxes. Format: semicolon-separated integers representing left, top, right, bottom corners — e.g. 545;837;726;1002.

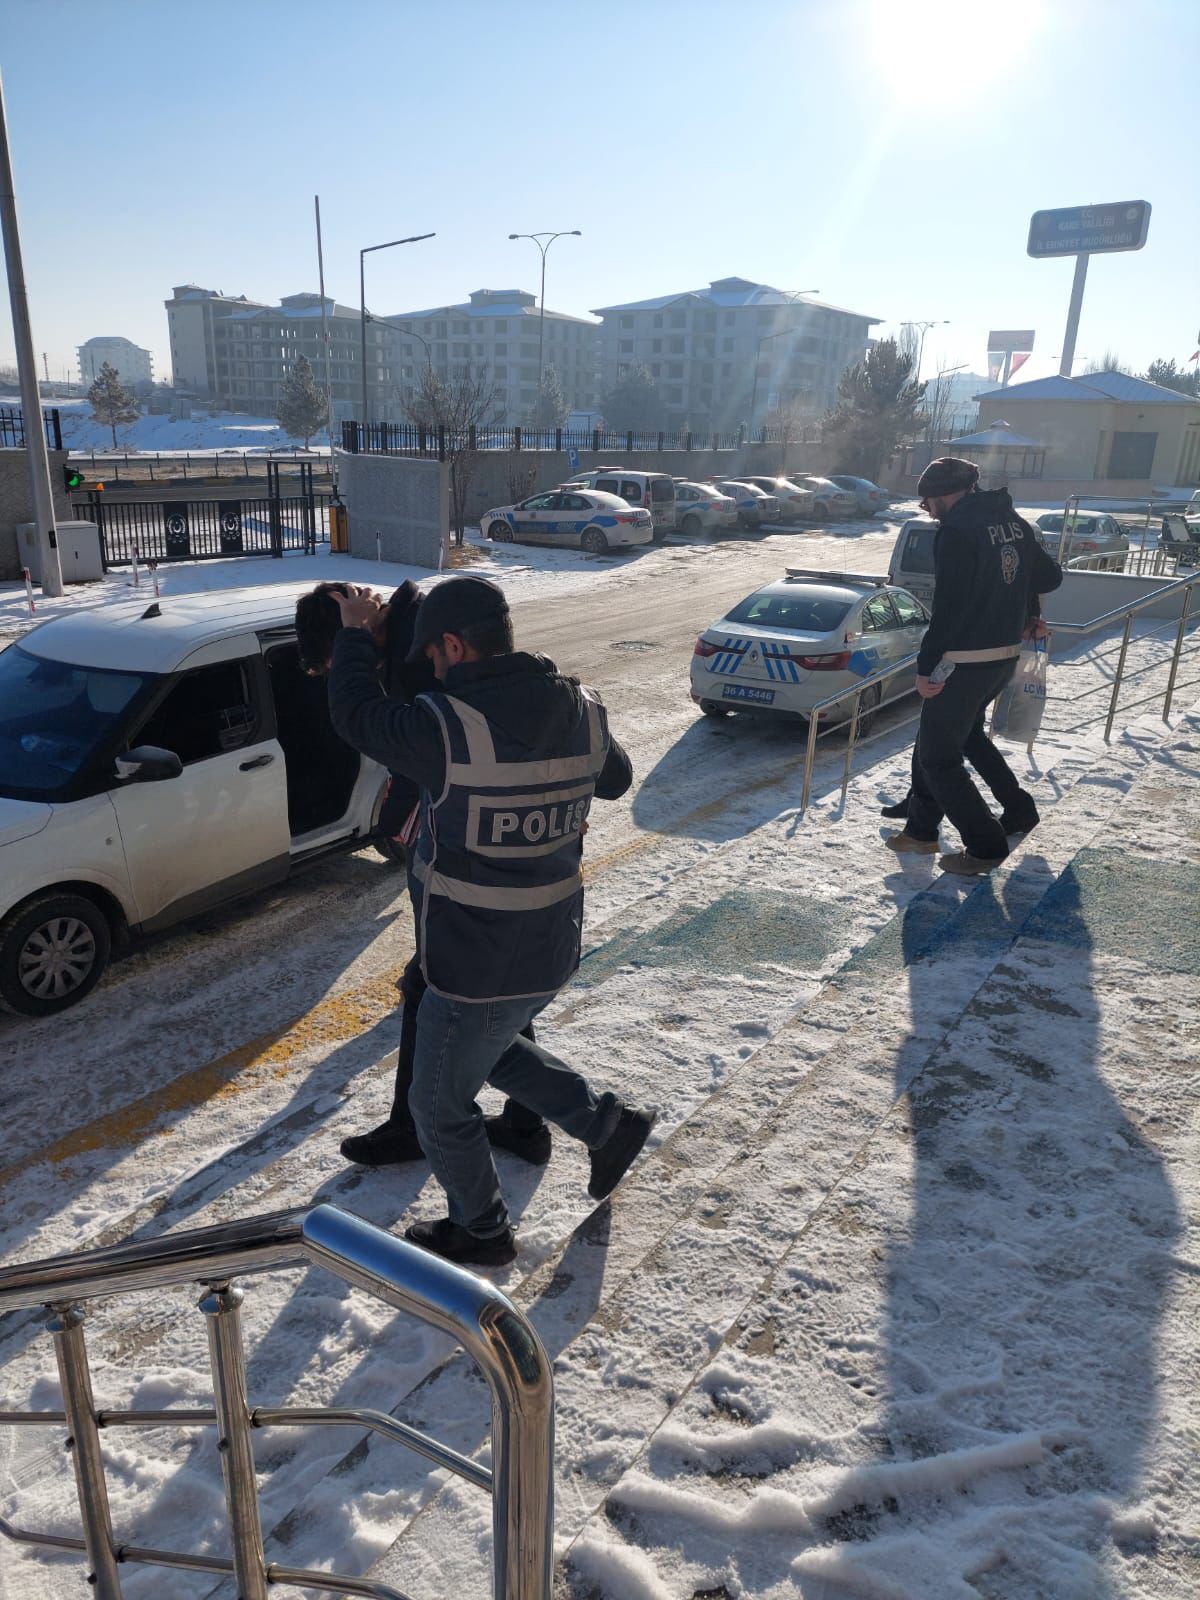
690;569;930;727
0;586;389;1016
481;489;654;553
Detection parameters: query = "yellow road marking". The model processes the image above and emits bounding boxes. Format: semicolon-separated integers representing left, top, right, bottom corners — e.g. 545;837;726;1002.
0;969;405;1188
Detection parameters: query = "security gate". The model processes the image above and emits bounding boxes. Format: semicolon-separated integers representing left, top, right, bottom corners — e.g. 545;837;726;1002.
75;463;328;567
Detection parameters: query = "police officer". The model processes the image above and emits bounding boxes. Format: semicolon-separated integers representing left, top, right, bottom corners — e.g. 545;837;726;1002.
295;580;549;1167
328;575;655;1265
886;458;1062;875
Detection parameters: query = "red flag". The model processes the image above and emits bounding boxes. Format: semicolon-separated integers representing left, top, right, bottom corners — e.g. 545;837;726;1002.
1009;350;1031;376
1190;350;1199;363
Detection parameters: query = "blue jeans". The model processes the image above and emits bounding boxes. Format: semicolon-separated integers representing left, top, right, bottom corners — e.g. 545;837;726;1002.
408;989;623;1238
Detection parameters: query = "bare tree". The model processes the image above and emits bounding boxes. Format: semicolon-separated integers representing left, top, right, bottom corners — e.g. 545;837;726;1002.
404;362;503;545
921;362;961;447
773;395;808;475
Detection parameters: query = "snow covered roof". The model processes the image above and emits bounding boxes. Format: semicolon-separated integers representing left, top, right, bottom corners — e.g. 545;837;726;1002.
974;370;1198;406
392;291;598;325
592;277;879;322
21;585;316;675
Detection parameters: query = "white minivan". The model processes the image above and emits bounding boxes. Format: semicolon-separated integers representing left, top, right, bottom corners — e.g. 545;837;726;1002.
562;468;677;538
0;585;389;1016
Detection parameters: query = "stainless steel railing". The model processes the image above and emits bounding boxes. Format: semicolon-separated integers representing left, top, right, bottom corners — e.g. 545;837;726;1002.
0;1204;554;1599
798;569;1199;814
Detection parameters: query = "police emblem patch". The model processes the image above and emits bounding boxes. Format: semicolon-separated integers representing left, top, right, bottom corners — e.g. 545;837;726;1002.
1001;544;1019;585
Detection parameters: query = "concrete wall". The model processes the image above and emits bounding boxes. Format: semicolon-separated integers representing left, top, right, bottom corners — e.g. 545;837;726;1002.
1044;568;1198;627
462;440;829;522
0;449;73;580
340;449;449;568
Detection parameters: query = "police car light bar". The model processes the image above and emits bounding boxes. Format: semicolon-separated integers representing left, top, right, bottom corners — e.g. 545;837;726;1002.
783;569;888;587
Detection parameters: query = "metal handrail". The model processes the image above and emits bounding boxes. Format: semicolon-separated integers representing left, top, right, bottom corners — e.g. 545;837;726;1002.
798;568;1199;813
0;1204;554;1599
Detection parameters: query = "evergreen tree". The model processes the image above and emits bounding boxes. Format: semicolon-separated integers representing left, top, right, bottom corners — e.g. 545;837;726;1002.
1143;358;1200;398
87;361;139;449
602;362;659;432
276;355;328;447
532;365;569;431
821;339;926;480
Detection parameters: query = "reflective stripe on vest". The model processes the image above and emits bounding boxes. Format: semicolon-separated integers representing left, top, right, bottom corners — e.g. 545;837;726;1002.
413;685;610;1001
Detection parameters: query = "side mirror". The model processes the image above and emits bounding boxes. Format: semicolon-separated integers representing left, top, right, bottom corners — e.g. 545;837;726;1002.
115;745;183;784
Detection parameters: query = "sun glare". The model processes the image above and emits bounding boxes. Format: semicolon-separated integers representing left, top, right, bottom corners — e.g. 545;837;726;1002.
865;0;1043;94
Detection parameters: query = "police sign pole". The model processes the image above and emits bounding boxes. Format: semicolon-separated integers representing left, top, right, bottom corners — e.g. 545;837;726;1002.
1027;201;1151;377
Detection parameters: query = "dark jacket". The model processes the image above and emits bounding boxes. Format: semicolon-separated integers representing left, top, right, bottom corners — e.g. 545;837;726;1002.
917;488;1063;676
328;632;633;804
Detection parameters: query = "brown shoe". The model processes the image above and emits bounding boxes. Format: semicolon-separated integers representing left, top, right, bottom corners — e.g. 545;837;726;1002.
885;831;938;855
938;850;1007;876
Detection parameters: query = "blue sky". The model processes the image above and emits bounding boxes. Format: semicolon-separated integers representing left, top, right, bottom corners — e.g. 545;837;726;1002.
3;0;1197;389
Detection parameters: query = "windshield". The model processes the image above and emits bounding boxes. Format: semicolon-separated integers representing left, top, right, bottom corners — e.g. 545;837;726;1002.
726;591;853;632
0;646;151;801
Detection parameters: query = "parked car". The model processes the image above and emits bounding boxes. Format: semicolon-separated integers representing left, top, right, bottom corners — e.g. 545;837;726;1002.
559;468;677;537
714;480;781;528
0;586;391;1016
828;475;890;515
735;476;817;521
690;570;929;729
481;489;653;553
1032;510;1129;570
672;481;739;536
886;517;939;607
790;475;858;519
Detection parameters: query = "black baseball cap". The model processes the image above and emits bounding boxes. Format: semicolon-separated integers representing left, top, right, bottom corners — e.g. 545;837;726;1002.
405;576;510;662
916;456;979;498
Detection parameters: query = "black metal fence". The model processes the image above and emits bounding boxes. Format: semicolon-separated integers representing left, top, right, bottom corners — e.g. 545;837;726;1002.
341;419;823;457
67;449;334;485
0;405;63;451
73;473;330;567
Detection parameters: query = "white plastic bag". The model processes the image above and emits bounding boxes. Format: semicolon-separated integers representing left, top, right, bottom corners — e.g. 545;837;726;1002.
992;639;1048;748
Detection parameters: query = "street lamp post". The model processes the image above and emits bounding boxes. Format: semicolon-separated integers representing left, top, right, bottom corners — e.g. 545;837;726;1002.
749;289;819;433
508;230;581;399
359;232;434;434
366;315;433;415
907;319;948;383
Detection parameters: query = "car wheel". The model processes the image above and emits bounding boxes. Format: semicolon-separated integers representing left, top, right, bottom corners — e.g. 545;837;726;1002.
0;891;112;1017
848;682;882;739
815;501;830;518
700;701;732;718
581;526;609;554
682;513;702;537
489;519;514;542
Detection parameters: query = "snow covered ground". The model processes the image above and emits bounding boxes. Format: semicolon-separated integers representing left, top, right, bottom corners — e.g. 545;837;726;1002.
0;515;1197;1600
5;396;311;456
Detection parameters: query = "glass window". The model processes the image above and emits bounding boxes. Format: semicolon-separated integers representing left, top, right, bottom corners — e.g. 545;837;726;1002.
620;315;634;329
0;648;151;801
669;310;686;328
621;481;644;502
901;524;937;574
861;594;900;632
652;313;663;328
562;494;590;510
726;592;853;632
891;589;929;625
620;340;633;354
650;478;675;501
521;493;558;510
134;660;258;766
595;478;620;495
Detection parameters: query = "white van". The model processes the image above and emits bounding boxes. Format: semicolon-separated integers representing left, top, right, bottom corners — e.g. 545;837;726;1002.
886;517;938;607
562;468;676;539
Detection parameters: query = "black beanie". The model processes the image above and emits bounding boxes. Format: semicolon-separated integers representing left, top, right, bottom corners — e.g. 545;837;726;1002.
917;457;979;498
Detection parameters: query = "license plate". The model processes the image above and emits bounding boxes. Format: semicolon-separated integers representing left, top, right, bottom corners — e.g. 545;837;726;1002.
722;684;775;705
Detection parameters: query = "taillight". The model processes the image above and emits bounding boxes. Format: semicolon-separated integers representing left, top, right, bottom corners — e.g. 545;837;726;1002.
797;652;851;671
1076;540;1097;551
693;637;720;657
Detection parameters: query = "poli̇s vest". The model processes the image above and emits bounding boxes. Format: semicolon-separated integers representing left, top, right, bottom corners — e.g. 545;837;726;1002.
410;686;610;1002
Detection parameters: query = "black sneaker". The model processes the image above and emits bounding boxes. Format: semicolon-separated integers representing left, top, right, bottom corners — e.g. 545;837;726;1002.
340;1119;425;1167
879;796;910;819
999;801;1040;835
404;1216;517;1267
588;1107;657;1201
485;1114;552;1166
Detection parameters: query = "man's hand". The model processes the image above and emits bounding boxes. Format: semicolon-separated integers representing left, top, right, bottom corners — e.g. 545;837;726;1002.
1023;617;1050;642
332;584;386;632
915;674;944;699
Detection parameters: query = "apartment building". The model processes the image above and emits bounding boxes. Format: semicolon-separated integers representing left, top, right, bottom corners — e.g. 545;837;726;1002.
592;276;879;432
77;336;153;392
388;288;600;424
164;285;396;422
